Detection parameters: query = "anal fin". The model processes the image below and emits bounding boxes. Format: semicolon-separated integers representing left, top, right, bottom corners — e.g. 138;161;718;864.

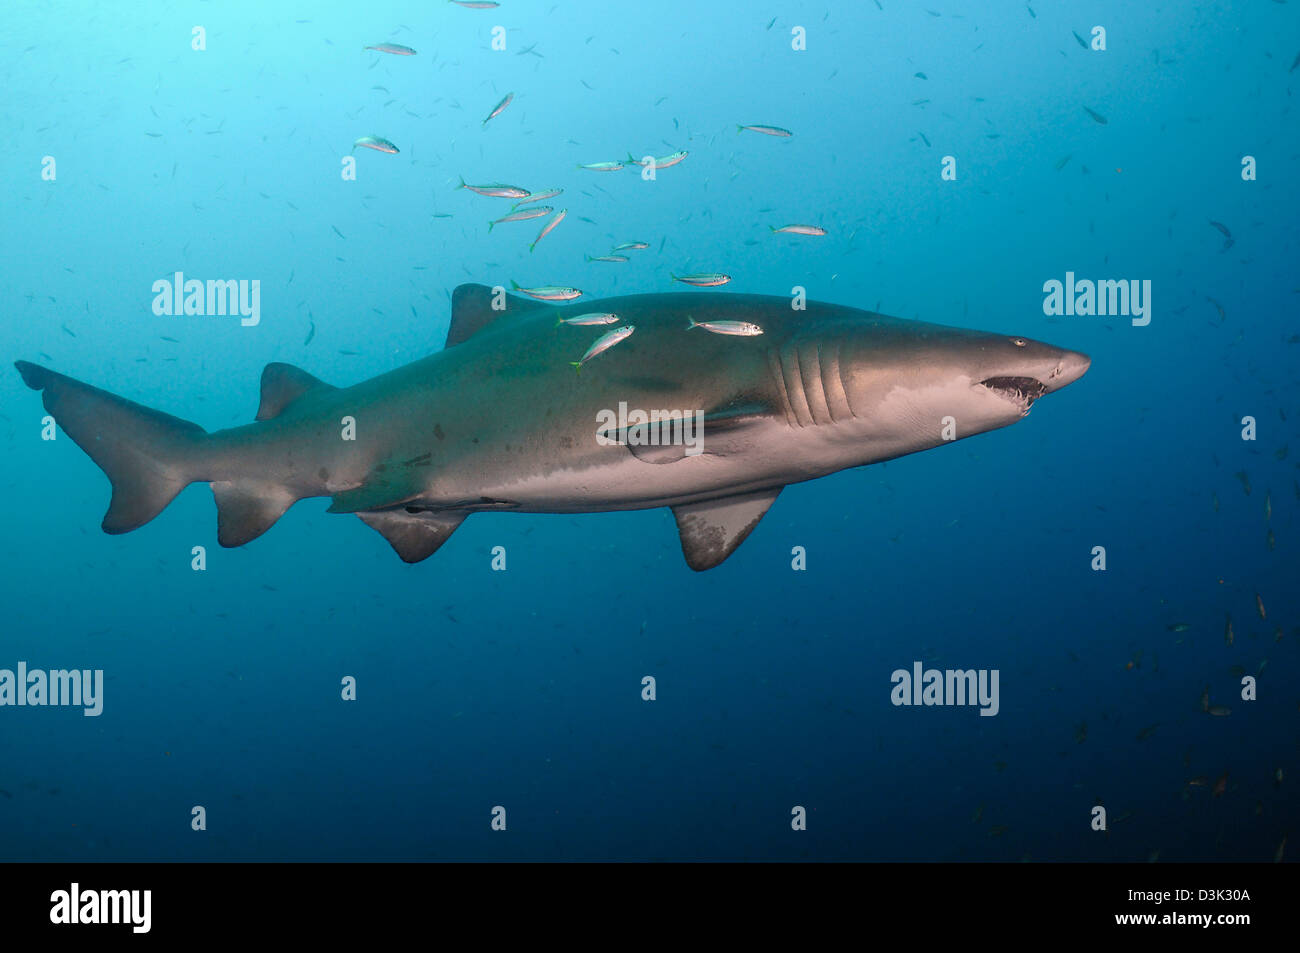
670;487;782;571
358;510;466;563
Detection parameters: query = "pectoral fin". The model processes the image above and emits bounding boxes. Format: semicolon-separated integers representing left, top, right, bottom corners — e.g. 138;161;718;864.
670;487;782;571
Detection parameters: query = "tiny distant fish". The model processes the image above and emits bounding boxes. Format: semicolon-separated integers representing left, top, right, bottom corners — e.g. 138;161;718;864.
1083;106;1107;124
611;241;649;252
332;225;346;239
1267;528;1275;550
1055;154;1073;170
1212;491;1219;512
918;131;931;147
737;124;793;137
1235;470;1251;495
585;254;628;263
767;16;776;29
1026;4;1036;17
1199;685;1210;713
159;335;179;343
914;72;928;79
557;312;619;327
1208;706;1231;717
364;43;417;55
671;272;731;287
353;135;399;154
304;321;315;346
1278;835;1288;864
1291;51;1300;73
1166;623;1191;632
530;208;567;253
1208;220;1232;239
1186;776;1208;787
448;0;499;8
515;188;563;206
1136;723;1160;741
488;206;551;231
459;178;530;199
771;224;827;236
511;280;582;301
1212;773;1228;797
1072;30;1088;49
1255;592;1266;619
1265;491;1272;521
912;98;930;105
570;325;635;370
687;316;762;336
1224;613;1234;646
578;160;625;171
482;91;514;125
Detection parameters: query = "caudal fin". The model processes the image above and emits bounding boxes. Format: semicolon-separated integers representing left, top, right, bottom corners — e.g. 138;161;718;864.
15;361;207;534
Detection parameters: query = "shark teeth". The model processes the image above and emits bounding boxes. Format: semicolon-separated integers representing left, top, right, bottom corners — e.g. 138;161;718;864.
979;376;1048;412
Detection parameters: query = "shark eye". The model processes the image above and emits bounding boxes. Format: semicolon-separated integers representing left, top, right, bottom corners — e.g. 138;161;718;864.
1010;337;1028;348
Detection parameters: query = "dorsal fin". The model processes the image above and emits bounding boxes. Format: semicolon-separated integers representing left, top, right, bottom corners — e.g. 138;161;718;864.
447;283;546;347
670;487;783;571
256;363;334;421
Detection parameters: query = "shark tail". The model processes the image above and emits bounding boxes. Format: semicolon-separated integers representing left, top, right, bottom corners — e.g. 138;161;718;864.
15;361;209;535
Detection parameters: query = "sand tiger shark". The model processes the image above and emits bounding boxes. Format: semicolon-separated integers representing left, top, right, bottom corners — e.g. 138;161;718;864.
15;284;1089;570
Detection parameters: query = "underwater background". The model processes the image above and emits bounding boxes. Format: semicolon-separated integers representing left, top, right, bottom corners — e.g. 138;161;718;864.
1;0;1296;861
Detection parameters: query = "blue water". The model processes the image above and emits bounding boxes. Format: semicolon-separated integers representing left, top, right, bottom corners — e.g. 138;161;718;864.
2;0;1296;861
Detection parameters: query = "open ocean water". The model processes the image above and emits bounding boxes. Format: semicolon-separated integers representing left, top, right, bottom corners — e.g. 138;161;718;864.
0;0;1296;866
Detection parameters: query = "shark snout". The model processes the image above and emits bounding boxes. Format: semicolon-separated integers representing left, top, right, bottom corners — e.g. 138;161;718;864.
1045;348;1090;392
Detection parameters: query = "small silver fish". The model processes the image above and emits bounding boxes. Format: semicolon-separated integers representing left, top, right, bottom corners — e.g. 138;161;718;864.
530;208;566;253
672;272;731;287
458;177;530;199
770;224;827;236
687;316;763;336
488;206;551;232
482;92;514;125
556;312;619;327
353;135;399;154
511;281;582;301
737;124;793;137
514;188;563;207
364;43;417;56
611;241;649;252
585;254;628;263
578;160;625;171
626;150;688;169
570;325;635;370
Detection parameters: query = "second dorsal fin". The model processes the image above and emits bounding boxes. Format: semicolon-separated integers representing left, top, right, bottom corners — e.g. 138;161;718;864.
256;363;334;421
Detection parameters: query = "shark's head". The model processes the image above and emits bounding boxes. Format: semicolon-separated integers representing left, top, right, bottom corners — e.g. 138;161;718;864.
803;315;1090;458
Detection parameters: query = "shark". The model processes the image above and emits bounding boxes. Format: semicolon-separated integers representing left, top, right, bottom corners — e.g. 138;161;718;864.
14;284;1089;570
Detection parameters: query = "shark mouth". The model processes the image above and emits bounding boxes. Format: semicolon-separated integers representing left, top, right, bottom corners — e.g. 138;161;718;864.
979;375;1048;412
